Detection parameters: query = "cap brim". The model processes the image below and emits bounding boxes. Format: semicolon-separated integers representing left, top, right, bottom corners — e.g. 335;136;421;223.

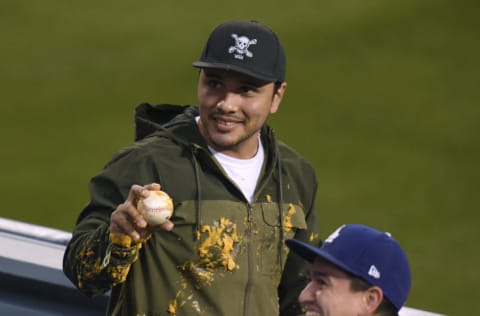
192;61;276;83
285;239;360;278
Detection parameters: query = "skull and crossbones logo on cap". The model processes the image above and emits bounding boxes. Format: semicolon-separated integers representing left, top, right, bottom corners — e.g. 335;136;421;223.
228;34;257;60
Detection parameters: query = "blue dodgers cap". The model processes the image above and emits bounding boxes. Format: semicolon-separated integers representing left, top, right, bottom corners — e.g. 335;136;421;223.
285;224;411;311
193;20;286;82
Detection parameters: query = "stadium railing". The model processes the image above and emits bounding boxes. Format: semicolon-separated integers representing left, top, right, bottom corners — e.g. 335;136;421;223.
0;217;445;316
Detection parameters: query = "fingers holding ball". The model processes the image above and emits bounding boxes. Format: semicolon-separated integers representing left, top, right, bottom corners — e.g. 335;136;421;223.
137;190;174;226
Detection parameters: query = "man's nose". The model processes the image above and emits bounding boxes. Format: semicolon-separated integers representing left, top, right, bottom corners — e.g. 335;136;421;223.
216;92;239;112
298;281;315;303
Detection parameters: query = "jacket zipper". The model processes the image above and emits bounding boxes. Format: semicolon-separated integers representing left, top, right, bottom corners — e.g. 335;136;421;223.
243;203;254;315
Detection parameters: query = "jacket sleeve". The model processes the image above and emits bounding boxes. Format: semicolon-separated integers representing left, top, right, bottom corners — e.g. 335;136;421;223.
63;218;142;296
278;169;320;316
62;146;154;296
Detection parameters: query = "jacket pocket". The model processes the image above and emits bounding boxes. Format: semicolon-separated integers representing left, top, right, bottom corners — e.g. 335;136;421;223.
166;200;246;273
258;203;307;276
170;200;198;225
261;202;307;236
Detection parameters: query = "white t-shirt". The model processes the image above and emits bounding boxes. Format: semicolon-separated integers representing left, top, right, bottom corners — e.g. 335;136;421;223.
209;142;264;203
195;116;264;202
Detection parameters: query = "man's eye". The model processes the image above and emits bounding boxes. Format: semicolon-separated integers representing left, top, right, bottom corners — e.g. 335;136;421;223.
207;79;222;88
239;86;256;94
314;278;327;286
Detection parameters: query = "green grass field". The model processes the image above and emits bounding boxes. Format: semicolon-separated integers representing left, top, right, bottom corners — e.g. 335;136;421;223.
1;0;478;314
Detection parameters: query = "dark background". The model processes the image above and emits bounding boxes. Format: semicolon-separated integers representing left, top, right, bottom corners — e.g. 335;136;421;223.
2;1;478;314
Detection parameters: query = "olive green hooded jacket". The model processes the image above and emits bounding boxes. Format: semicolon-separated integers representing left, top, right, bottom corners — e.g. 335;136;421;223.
63;104;320;316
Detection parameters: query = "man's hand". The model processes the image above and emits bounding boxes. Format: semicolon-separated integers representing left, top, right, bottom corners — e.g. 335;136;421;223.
110;183;174;244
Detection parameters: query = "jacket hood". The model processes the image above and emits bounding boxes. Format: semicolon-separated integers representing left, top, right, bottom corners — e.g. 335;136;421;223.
135;103;199;141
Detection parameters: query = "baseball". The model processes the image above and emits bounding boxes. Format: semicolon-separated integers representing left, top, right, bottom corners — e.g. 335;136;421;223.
137;190;174;226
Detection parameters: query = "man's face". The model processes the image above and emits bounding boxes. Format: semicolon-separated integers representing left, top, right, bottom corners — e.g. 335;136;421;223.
299;258;368;316
197;69;286;159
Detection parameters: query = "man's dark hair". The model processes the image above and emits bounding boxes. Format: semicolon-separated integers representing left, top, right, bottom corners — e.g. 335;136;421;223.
349;275;399;316
271;80;284;99
274;81;282;92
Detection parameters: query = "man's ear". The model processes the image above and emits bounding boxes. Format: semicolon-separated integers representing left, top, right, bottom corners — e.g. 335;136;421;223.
270;82;287;114
363;286;383;314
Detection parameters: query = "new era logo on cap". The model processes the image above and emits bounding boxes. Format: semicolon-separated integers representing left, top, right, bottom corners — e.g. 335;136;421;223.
326;226;382;280
368;265;381;279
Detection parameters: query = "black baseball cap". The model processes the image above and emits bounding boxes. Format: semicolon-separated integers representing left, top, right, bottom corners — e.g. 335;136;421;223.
193;20;286;82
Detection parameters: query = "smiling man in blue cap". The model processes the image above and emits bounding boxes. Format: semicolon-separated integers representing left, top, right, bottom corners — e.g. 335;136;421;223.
286;224;411;316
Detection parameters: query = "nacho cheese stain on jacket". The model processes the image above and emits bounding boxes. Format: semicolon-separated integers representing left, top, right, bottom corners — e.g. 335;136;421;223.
63;104;320;316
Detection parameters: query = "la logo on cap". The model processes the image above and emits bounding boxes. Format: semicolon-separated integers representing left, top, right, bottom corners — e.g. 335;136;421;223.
324;225;345;243
228;33;257;60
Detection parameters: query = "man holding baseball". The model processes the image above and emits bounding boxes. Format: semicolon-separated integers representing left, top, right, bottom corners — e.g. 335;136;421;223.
286;224;411;316
63;20;319;316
